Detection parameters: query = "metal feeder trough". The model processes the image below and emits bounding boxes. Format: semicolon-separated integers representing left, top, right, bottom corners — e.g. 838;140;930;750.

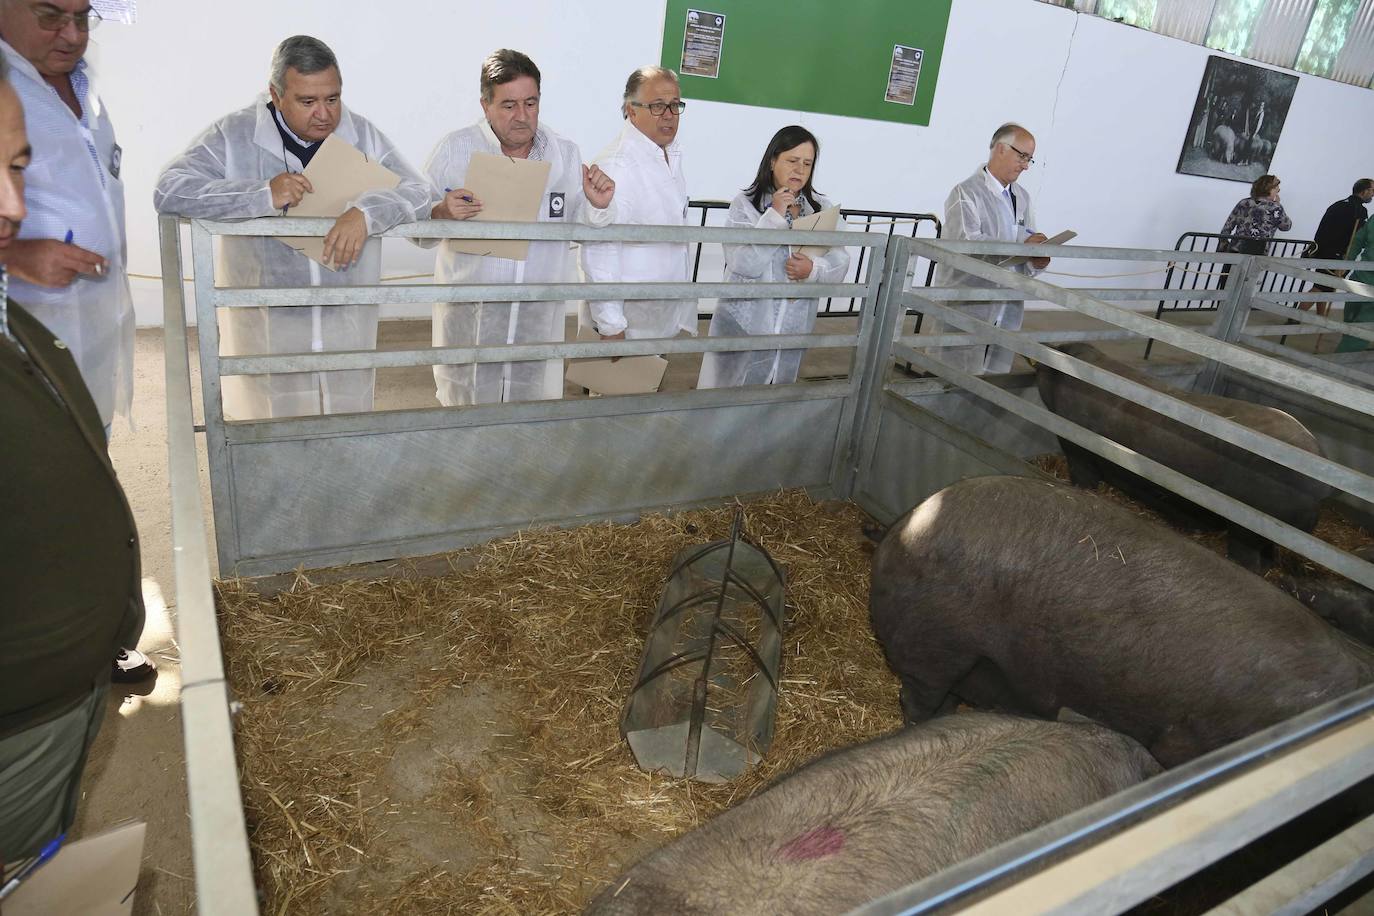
622;515;785;783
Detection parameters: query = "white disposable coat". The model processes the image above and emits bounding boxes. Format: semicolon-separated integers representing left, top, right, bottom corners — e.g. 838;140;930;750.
3;43;133;429
153;97;432;419
579;122;695;339
422;122;613;405
698;192;849;388
928;166;1043;375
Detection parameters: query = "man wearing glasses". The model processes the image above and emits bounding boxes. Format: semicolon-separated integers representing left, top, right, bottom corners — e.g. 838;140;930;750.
580;66;695;346
928;122;1051;376
0;0;152;682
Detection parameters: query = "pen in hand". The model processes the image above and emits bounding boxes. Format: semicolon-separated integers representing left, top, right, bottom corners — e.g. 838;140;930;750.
444;187;474;203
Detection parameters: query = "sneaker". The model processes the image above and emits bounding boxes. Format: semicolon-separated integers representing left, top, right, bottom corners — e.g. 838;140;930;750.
112;648;156;684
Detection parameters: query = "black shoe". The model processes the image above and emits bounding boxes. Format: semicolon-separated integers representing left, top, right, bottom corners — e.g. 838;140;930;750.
112;648;156;683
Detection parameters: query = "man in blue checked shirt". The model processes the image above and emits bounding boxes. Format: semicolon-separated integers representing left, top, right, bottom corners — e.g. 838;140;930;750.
0;0;151;682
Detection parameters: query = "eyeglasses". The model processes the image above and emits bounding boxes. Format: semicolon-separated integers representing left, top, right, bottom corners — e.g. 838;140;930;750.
629;100;686;117
1006;143;1035;166
31;4;102;32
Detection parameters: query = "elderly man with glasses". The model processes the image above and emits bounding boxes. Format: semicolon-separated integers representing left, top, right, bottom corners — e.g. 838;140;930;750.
0;0;153;682
580;66;695;345
927;122;1052;376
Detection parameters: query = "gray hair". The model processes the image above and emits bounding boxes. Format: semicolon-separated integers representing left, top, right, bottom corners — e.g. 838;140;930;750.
989;122;1030;150
480;49;540;103
269;35;340;95
622;65;679;116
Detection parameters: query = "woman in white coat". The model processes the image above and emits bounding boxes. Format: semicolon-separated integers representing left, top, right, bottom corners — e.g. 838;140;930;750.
698;126;849;389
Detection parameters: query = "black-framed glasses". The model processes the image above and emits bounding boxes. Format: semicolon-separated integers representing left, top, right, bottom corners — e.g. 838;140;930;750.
31;3;101;32
629;100;686;117
1006;142;1035;166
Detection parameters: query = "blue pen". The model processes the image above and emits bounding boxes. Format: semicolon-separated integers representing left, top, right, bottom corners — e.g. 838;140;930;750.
444;187;474;203
63;229;73;244
0;833;65;900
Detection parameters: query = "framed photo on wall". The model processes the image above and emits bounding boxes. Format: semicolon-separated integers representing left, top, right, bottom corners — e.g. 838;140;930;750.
1177;55;1299;183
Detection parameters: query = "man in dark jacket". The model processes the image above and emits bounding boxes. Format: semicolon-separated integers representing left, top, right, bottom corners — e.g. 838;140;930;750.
1304;179;1373;315
0;55;145;867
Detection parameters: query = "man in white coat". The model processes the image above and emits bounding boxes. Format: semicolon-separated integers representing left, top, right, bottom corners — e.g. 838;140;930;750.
580;66;694;343
154;35;432;420
425;49;615;405
928;123;1051;375
0;0;134;436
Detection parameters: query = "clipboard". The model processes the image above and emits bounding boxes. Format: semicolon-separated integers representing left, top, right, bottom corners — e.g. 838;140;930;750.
446;151;553;261
279;133;401;271
566;355;668;395
788;205;842;259
998;230;1076;267
5;821;146;915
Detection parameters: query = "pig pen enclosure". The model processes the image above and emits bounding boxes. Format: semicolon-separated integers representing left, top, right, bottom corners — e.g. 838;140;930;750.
163;216;1374;915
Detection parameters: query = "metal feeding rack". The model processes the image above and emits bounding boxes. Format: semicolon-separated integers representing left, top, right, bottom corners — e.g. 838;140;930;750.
622;514;786;783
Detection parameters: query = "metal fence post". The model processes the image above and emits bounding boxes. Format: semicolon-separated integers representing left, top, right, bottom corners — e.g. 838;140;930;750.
835;234;909;500
1198;254;1258;395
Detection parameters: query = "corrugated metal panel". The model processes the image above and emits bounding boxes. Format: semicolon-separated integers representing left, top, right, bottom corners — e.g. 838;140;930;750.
1246;0;1320;66
1331;0;1374;83
1296;0;1363;77
1098;0;1157;27
1153;0;1220;43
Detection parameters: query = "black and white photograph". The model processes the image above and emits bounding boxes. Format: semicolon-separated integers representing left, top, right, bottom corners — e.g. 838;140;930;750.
1177;55;1299;182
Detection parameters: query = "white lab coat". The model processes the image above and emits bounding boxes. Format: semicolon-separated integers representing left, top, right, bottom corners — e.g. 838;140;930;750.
153;97;432;419
579;122;695;339
698;191;849;388
2;43;133;429
422;121;613;405
928;166;1043;375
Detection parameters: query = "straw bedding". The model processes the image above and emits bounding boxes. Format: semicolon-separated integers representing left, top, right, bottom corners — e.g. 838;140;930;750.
216;491;900;915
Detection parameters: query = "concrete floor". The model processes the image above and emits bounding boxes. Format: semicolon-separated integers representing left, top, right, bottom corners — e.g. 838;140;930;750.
85;303;1342;915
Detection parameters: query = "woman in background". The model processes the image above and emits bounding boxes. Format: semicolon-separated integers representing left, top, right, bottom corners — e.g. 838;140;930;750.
1217;174;1291;289
697;126;849;389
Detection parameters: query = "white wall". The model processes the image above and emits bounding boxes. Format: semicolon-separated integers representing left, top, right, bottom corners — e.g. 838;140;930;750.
78;0;1374;326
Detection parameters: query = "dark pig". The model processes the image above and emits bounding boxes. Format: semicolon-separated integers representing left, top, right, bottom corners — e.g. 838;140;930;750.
869;475;1374;767
584;713;1159;916
1035;342;1331;571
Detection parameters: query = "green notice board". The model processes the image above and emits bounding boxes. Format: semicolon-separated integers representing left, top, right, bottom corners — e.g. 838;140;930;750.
660;1;951;126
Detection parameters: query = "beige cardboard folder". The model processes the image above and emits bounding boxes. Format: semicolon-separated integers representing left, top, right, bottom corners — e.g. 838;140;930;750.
6;821;146;915
566;325;667;395
789;205;842;259
998;229;1077;267
446;152;553;261
279;133;401;271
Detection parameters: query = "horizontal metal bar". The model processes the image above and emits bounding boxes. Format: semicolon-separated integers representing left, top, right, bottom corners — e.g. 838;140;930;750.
224;379;853;443
192;216;876;247
210;281;866;307
1258;291;1367;302
1239;335;1374;389
1249;296;1374;345
930;239;1247;263
892;340;1374;588
220;332;858;374
902;299;1374;505
915;287;1228;303
1202;810;1374;916
896;328;1141;349
1243;324;1326;338
1254;256;1374;297
908;241;1374;422
1254;254;1370;272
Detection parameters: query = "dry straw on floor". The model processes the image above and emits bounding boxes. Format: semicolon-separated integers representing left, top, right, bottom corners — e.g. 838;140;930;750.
216;491;900;915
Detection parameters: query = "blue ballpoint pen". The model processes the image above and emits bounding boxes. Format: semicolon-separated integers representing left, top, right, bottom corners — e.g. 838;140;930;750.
444;187;474;203
63;229;73;244
0;833;65;900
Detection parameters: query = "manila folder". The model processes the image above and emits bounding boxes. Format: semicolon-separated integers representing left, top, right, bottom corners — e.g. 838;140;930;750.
447;151;553;261
789;205;842;259
279;133;401;271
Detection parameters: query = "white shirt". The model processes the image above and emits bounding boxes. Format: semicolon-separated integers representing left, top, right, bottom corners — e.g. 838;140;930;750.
2;40;133;427
580;121;695;339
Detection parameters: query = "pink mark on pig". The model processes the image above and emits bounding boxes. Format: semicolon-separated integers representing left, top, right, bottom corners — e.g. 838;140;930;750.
778;826;846;862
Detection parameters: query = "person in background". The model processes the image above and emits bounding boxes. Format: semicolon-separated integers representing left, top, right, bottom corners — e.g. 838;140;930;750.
1303;178;1372;317
926;122;1051;375
0;0;134;438
1335;216;1374;353
0;52;146;870
580;66;694;345
697;125;849;389
423;48;615;406
1217;173;1291;290
153;35;432;420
